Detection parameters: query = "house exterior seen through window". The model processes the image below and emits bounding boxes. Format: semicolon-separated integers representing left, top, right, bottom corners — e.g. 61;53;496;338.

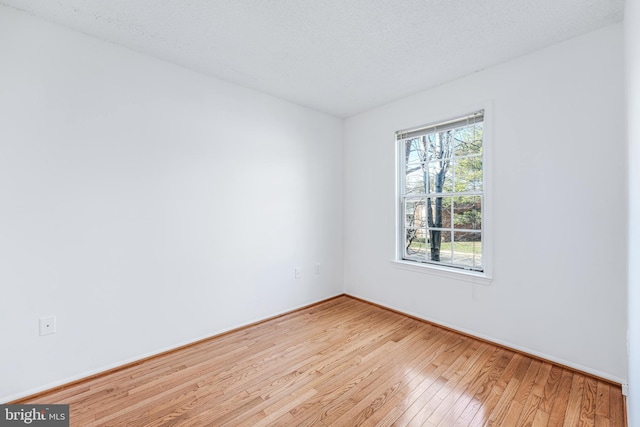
397;110;484;272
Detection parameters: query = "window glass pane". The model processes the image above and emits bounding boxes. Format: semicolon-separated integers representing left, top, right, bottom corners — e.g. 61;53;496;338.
441;197;452;228
453;196;482;230
428;162;453;193
404;138;422;162
405;228;427;259
453;156;483;192
405;138;427;194
428;131;455;160
426;197;444;228
452;231;482;269
425;197;451;229
454;123;483;157
426;131;454;192
432;230;453;264
405;168;426;194
405;199;427;228
405;138;424;168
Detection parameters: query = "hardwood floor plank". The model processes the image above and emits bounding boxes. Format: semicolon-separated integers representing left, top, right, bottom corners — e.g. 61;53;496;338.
15;295;625;427
540;365;565;414
595;414;611;427
389;340;489;426
360;340;489;427
453;352;523;426
595;382;610;418
562;374;585;427
513;363;552;426
515;394;542;427
483;376;521;426
502;400;525;426
580;377;597;427
513;359;542;405
548;370;576;427
292;325;450;425
531;362;553;398
532;408;550;427
326;329;463;425
418;342;493;426
390;339;477;425
471;355;532;425
609;385;624;427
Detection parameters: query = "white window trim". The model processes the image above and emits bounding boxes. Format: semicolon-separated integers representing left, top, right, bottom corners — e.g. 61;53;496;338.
389;259;492;285
394;102;493;285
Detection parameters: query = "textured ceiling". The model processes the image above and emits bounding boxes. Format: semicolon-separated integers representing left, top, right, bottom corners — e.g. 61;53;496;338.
0;0;625;117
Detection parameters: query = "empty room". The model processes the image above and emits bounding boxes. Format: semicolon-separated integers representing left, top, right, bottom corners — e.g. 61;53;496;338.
1;0;639;426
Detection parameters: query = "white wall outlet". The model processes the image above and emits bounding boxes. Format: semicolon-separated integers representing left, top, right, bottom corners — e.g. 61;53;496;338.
39;315;56;336
295;267;301;279
315;263;320;274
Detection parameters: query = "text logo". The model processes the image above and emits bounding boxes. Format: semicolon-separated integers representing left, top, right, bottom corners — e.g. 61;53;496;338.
0;405;69;426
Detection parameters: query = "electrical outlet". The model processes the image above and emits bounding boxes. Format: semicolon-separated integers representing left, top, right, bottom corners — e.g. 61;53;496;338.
295;267;301;279
315;263;320;274
39;315;56;336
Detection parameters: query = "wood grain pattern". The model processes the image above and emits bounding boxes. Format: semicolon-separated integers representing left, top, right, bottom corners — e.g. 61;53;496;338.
16;296;625;426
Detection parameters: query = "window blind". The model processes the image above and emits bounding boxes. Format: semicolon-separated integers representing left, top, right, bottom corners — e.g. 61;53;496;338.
396;110;484;141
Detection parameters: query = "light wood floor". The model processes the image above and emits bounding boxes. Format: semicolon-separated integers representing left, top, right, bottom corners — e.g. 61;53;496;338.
18;295;625;426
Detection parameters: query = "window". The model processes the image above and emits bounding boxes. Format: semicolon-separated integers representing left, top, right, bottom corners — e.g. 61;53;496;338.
397;110;485;273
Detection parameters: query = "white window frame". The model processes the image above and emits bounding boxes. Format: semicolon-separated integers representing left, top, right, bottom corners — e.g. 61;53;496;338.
392;105;493;285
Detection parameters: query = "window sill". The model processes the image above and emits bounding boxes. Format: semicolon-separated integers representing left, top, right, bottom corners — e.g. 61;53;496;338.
390;260;492;286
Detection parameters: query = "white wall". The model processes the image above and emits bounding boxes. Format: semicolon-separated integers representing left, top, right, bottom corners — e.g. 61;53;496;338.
0;6;343;402
344;24;627;383
626;0;640;423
